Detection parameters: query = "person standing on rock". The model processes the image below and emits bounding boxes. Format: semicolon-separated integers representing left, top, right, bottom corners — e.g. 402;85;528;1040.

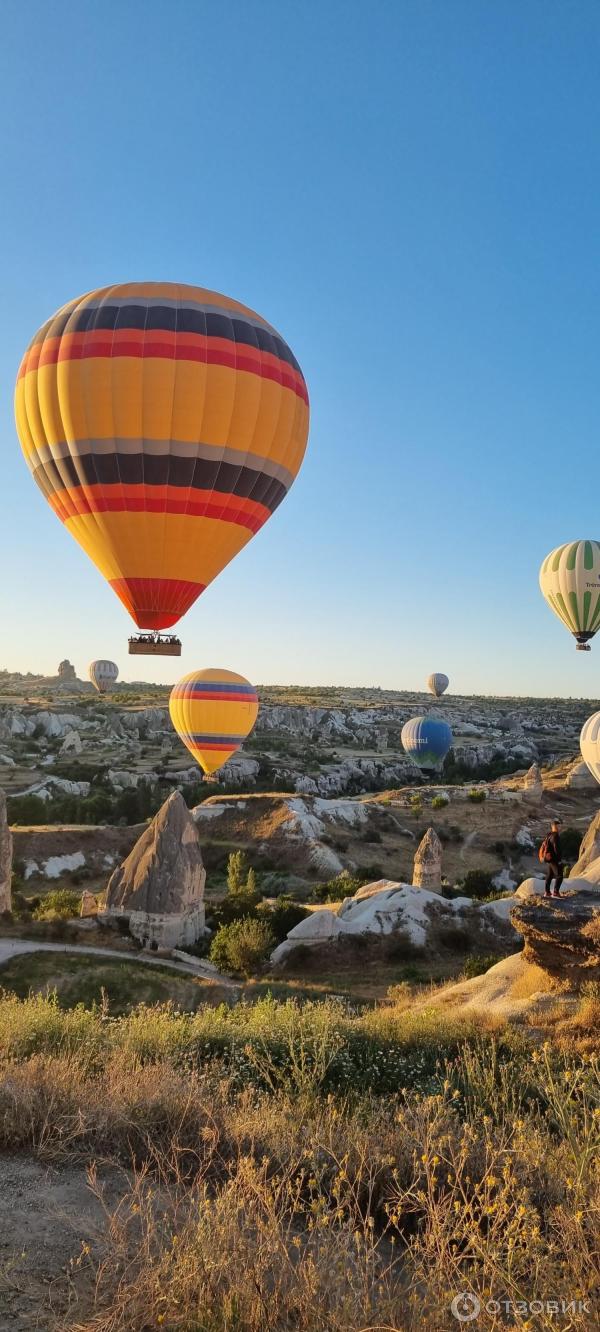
542;819;564;897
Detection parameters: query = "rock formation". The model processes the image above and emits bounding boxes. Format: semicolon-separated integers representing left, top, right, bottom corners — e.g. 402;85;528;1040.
565;760;597;790
270;909;344;964
57;660;76;681
413;827;442;893
570;810;600;881
80;890;98;917
103;791;206;949
59;730;83;756
270;878;517;966
523;763;543;796
0;791;12;914
511;893;600;986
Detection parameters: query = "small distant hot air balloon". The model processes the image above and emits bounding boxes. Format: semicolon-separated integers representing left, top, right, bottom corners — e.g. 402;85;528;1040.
580;712;600;784
169;669;259;776
88;660;119;694
15;283;309;652
539;541;600;651
402;716;453;772
427;673;449;698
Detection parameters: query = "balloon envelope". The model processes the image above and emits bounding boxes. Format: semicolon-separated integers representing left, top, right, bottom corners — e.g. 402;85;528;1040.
427;673;449;698
169;669;259;776
539;540;600;649
15;283;309;630
401;716;452;770
88;659;118;693
580;712;600;785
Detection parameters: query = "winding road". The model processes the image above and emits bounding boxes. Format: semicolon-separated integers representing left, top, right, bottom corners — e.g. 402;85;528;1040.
0;938;239;988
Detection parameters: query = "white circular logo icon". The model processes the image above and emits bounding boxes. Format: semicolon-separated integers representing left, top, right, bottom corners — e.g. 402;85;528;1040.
450;1292;481;1322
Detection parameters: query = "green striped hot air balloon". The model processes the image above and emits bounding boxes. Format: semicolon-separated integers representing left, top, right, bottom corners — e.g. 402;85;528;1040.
539;540;600;650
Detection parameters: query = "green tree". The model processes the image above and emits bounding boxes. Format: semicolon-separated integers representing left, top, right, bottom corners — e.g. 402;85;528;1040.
246;866;257;896
227;850;249;894
209;916;274;976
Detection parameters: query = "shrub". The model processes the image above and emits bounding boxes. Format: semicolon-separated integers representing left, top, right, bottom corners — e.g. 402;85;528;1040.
32;888;81;920
209;917;275;976
436;925;471;953
312;872;365;903
257;896;309;943
459;869;495;899
7;793;48;824
431;795;449;809
468;788;487;803
558;826;583;861
462;953;499;979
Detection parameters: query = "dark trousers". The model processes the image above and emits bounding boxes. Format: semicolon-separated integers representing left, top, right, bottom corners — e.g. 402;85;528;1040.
545;861;563;894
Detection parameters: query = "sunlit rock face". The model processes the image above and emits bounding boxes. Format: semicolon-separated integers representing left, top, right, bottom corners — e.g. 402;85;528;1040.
413;827;443;894
104;791;206;949
511;893;600;986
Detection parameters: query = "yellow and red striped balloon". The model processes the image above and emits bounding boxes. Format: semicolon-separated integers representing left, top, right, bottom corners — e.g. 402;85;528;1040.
15;282;309;630
169;669;259;776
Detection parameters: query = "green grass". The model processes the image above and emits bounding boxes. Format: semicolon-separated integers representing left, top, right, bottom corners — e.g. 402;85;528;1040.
0;953;228;1015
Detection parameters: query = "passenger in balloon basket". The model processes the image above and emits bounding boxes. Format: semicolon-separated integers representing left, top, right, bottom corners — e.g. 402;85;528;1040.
541;820;563;898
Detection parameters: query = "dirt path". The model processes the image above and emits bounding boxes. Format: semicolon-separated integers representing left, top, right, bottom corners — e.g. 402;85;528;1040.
0;938;239;989
0;1156;124;1330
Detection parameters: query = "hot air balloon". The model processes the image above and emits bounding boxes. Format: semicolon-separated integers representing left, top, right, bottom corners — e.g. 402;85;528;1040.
88;659;118;694
15;283;309;654
580;712;600;784
401;716;453;771
169;669;258;776
427;673;449;698
539;541;600;651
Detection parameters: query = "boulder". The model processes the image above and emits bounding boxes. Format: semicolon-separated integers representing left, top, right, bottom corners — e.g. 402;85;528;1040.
104;791;206;949
511;892;600;986
413;827;442;893
514;876;546;900
270;908;345;964
0;791;12;914
80;890;98;917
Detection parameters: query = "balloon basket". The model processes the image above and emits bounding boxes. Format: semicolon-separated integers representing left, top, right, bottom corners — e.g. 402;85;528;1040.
576;644;592;652
128;634;182;657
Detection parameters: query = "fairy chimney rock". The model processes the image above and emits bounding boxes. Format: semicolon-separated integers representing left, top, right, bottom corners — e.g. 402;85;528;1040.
104;791;206;949
0;790;12;914
413;826;442;894
523;763;543;797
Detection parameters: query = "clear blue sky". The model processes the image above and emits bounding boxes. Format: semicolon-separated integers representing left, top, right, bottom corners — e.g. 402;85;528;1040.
2;0;600;696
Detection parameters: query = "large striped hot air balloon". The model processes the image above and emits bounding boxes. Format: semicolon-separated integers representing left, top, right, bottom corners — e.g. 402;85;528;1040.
88;659;119;694
401;716;453;772
580;712;600;785
15;283;309;635
169;669;259;776
539;541;600;651
427;673;449;698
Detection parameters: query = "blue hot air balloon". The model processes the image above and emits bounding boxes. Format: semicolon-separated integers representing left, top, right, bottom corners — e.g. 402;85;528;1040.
401;716;453;771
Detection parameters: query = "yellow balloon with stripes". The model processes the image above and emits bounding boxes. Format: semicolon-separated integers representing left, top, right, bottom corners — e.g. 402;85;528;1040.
539;540;600;651
169;669;259;775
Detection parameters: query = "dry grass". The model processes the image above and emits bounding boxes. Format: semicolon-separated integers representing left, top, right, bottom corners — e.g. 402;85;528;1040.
0;991;599;1329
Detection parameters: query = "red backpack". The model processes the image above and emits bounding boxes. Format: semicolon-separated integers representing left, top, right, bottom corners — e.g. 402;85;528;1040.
538;835;551;863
